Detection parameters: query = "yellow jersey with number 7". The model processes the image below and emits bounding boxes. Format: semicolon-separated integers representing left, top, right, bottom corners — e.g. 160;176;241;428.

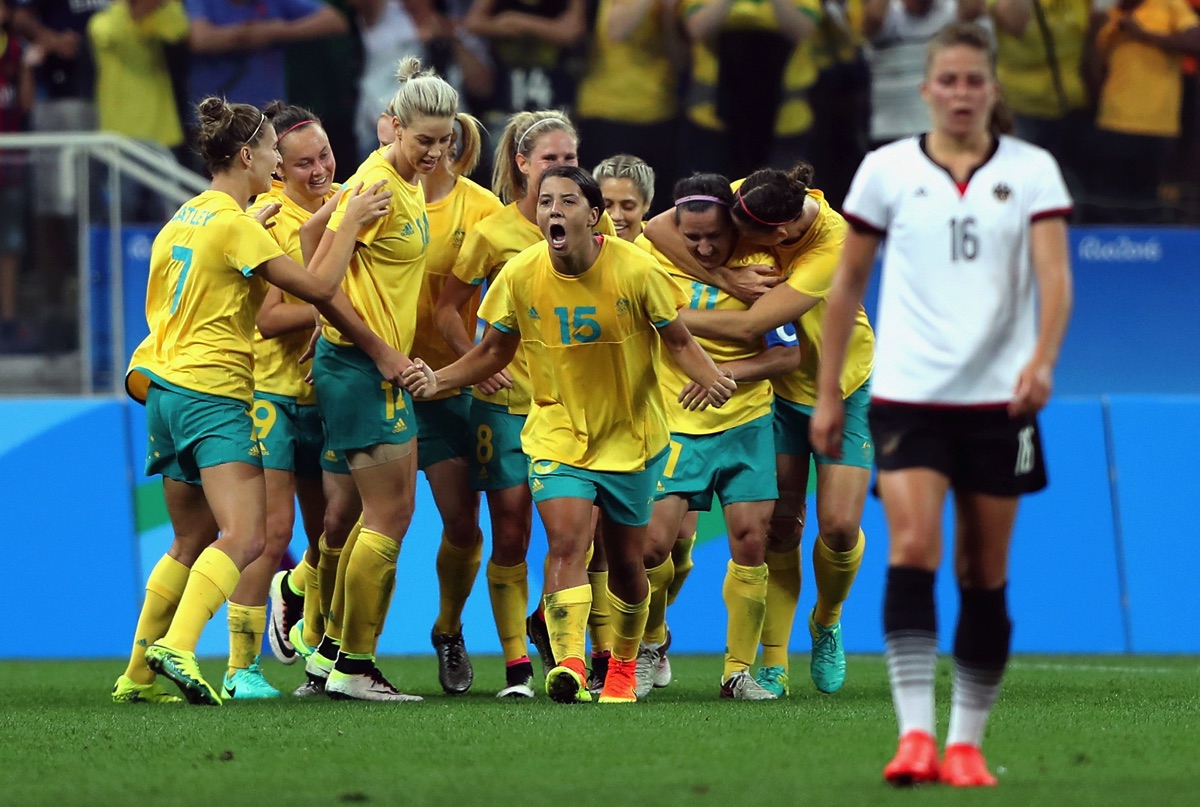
126;190;285;406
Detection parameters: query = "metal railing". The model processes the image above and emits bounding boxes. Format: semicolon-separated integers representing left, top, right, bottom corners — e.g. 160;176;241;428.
0;132;207;395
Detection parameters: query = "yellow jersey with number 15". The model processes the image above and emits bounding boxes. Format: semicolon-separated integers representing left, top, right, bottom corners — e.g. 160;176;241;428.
414;176;504;400
248;180;338;405
126;189;284;406
480;236;687;472
454;203;616;415
322;148;429;353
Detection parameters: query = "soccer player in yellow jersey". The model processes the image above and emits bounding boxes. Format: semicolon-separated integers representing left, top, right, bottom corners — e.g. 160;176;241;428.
306;58;483;702
405;166;735;704
114;97;393;706
434;111;616;697
637;174;802;701
234;103;366;701
412;112;499;695
643;163;873;698
687;165;874;697
594;153;655;243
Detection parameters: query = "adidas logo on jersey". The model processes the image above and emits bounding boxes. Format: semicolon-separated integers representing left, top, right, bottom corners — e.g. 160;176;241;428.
324;449;338;462
914;187;928;197
401;222;415;237
530;478;544;493
392;419;407;434
249;443;263;457
527;306;540;320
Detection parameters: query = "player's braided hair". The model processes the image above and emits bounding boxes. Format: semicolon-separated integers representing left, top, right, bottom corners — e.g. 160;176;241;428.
593;154;655;209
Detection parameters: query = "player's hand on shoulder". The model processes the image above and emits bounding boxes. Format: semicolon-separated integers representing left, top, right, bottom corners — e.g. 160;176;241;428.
401;358;438;398
254;202;282;230
725;264;781;304
344;181;393;229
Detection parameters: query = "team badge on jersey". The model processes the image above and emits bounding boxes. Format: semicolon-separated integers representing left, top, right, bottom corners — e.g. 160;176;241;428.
452;228;465;248
615;298;631;316
993;183;1012;202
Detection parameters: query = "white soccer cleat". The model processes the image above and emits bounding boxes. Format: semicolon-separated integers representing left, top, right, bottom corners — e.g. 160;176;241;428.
720;671;778;701
325;665;423;702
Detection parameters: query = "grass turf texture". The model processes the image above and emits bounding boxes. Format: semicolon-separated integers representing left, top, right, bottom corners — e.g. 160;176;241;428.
2;655;1197;806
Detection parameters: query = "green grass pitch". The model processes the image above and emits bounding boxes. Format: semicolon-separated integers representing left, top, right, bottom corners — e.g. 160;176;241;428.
2;654;1198;806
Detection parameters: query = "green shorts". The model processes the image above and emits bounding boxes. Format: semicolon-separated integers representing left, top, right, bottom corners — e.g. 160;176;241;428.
469;400;528;492
528;448;670;527
252;395;325;479
774;379;874;468
145;381;262;485
414;394;473;471
657;413;777;510
313;339;417;453
320;447;350;475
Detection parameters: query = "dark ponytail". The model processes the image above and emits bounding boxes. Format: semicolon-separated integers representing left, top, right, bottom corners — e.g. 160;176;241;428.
731;162;814;232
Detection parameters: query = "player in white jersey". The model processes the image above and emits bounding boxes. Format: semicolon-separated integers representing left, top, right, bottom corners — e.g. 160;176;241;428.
811;22;1072;789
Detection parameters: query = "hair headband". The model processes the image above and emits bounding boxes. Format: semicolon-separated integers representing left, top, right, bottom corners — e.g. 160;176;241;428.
243;112;265;147
735;187;793;227
517;117;560;152
674;194;727;206
275;119;316;146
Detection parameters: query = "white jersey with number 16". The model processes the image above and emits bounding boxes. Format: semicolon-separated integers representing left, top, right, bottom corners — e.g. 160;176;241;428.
842;134;1071;406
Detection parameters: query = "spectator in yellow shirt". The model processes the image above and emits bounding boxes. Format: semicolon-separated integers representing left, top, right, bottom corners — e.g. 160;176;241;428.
1089;0;1200;220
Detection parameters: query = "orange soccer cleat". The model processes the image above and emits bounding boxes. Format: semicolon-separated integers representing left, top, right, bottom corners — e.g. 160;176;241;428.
940;744;998;787
883;730;940;787
598;657;638;703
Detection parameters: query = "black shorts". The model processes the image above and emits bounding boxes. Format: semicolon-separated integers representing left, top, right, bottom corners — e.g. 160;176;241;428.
868;402;1048;497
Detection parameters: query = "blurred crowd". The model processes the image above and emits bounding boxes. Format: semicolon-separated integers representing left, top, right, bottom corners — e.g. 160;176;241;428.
1;0;1199;354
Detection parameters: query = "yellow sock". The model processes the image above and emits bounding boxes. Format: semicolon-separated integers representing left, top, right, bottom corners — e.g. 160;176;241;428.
761;547;802;670
340;528;400;656
723;560;768;679
227;603;266;675
544;584;591;667
587;570;613;655
607;588;650;663
487;560;530;663
373;563;397;649
162;547;240;653
642;556;674;646
301;550;324;647
316;535;341;643
434;530;483;635
291;556;312;595
812;531;865;627
124;555;190;684
325;519;362;643
667;533;696;605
